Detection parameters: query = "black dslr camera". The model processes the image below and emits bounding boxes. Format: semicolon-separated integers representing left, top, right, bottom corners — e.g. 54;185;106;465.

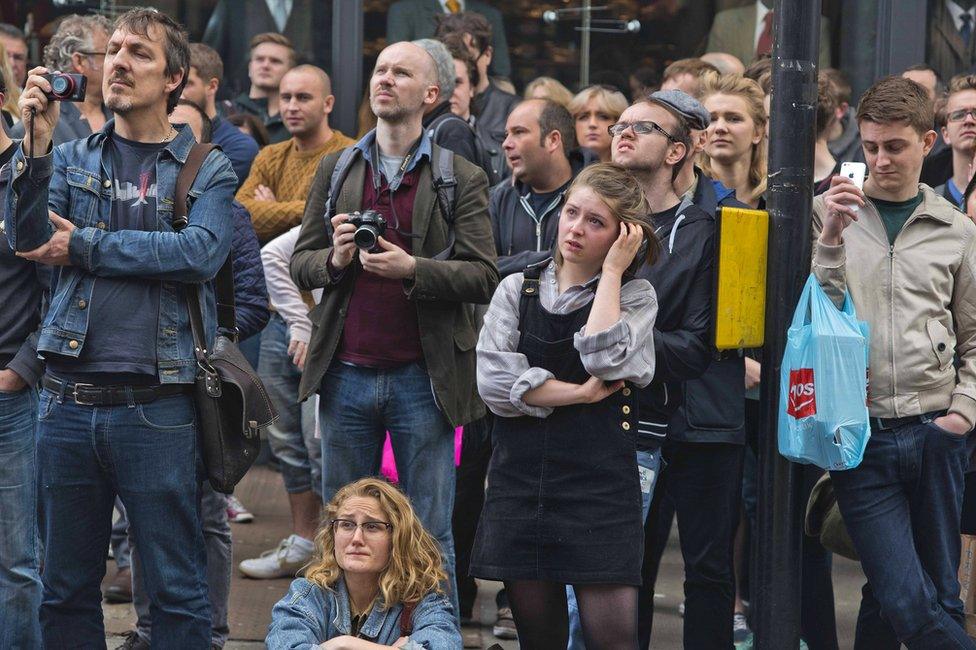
348;210;387;250
41;72;87;102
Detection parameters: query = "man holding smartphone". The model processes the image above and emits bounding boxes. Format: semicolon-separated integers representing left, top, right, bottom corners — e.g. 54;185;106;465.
6;9;236;646
815;75;976;649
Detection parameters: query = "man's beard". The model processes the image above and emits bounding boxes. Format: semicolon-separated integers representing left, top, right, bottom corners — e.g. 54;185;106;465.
371;98;409;123
105;93;133;114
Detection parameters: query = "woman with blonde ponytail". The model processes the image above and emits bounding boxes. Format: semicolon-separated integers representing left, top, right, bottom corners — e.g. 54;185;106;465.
700;73;768;207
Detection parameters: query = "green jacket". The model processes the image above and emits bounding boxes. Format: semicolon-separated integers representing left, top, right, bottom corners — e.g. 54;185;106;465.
290;143;498;427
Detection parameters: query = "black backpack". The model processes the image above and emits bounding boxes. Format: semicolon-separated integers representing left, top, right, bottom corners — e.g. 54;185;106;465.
427;112;500;186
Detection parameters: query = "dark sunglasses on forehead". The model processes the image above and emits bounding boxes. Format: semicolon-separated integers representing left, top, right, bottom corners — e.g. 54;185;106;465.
608;120;678;143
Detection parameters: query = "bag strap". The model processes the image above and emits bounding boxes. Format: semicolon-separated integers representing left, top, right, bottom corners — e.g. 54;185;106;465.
324;145;361;235
399;601;416;636
431;144;457;262
173;143;236;356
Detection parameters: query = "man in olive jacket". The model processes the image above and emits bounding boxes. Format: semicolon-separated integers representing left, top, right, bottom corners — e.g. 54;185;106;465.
290;42;498;612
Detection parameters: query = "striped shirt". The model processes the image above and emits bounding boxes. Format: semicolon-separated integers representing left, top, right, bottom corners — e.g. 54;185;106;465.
476;260;657;418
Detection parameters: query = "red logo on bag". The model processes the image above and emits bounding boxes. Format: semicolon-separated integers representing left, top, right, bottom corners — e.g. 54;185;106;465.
788;368;817;418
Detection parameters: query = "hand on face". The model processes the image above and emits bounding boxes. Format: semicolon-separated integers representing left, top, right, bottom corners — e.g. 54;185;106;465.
601;222;644;277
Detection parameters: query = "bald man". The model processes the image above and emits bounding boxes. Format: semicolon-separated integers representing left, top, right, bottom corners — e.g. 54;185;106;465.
236;64;355;243
700;51;746;76
290;40;498;621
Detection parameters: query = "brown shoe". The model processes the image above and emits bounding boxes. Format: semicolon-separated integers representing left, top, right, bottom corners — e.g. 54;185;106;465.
104;566;133;604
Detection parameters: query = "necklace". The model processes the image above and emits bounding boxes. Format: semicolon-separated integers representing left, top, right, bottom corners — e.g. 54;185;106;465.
162;125;177;143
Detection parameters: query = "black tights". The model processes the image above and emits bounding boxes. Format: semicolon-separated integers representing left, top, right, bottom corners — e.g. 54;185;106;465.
504;580;638;650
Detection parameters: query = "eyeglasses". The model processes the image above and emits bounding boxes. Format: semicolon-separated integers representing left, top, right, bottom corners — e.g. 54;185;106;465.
608;120;678;143
948;108;976;123
331;519;393;537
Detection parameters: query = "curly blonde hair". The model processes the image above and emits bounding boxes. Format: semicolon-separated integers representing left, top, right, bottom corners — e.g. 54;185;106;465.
304;478;446;608
699;73;768;204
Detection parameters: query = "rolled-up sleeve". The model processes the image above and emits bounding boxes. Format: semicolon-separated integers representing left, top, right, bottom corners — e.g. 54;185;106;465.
476;273;556;418
574;278;657;387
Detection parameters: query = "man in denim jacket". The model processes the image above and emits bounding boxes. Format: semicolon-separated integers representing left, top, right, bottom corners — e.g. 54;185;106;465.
5;9;236;647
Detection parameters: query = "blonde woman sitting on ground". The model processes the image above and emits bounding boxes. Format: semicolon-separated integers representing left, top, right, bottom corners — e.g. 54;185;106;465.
267;478;461;649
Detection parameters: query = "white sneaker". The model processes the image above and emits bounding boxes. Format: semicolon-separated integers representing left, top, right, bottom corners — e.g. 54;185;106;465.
239;535;314;579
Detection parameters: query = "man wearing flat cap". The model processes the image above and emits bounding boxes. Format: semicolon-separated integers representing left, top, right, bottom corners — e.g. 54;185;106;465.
611;89;748;649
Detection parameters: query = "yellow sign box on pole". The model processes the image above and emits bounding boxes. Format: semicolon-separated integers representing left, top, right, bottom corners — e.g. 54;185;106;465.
713;207;769;350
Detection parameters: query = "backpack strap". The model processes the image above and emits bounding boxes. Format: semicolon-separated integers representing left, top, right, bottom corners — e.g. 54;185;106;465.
431;143;458;261
173;143;237;339
323;145;361;236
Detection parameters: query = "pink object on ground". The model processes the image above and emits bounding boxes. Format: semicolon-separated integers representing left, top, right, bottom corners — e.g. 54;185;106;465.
380;427;463;483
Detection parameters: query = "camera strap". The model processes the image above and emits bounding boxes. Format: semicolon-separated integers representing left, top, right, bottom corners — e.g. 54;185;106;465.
370;136;423;193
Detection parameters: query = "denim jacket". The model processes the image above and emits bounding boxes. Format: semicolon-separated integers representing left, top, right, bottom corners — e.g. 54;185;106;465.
266;577;461;649
3;120;237;384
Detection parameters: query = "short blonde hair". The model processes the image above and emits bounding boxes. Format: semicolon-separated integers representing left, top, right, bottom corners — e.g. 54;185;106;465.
524;76;574;108
304;478;446;608
568;85;628;123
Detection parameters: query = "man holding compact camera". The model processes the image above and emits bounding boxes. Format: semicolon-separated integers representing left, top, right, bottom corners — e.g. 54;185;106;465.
5;9;236;646
290;41;498;612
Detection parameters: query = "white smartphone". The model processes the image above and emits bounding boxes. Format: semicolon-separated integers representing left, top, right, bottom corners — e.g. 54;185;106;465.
839;162;866;213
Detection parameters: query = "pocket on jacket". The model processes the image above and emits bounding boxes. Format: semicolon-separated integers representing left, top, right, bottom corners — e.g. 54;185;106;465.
684;359;745;431
454;326;477;351
926;318;954;371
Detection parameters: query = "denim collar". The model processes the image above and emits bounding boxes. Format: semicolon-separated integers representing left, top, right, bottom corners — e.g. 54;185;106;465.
353;128;432;176
331;575;393;639
90;118;198;165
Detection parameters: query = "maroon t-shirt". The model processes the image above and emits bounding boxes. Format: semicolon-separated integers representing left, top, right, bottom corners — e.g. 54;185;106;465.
336;165;424;367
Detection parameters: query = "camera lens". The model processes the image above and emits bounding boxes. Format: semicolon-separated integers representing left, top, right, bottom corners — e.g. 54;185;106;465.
51;74;73;97
354;225;380;250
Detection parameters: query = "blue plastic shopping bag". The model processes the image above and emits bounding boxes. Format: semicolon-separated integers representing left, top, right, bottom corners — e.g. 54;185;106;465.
778;274;870;470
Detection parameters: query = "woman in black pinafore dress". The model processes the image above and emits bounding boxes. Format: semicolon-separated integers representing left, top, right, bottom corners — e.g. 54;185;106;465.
471;164;660;649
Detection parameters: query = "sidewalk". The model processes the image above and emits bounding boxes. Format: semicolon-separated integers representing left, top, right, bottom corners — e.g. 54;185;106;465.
102;464;864;648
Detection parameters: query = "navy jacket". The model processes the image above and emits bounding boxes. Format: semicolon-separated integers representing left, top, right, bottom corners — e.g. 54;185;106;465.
212;116;258;191
488;148;597;277
666;171;750;446
230;201;270;340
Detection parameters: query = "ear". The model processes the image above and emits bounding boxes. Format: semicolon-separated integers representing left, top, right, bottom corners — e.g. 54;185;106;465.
207;77;219;95
323;94;335;114
70;52;86;74
922;129;938;156
545;129;562;154
164;68;186;98
483;45;494;67
424;83;440;107
942;124;951;145
666;141;687;168
752;124;764;145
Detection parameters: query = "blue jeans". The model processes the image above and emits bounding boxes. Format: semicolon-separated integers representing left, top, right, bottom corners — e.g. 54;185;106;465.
36;389;210;649
318;361;458;615
132;484;232;647
260;314;321;495
567;447;661;649
0;387;41;649
831;416;975;650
